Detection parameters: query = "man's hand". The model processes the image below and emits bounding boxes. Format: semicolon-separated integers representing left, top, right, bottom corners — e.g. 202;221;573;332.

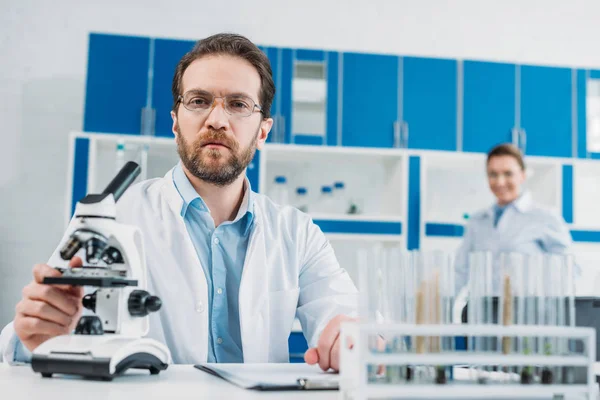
14;257;84;352
303;315;356;372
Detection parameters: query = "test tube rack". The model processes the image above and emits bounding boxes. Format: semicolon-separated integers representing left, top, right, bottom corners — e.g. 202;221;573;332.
340;322;596;400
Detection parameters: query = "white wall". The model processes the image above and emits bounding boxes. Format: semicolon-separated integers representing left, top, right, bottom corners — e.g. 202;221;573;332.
2;0;600;326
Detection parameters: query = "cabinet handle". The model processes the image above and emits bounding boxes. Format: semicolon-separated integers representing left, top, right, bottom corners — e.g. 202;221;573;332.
393;121;401;148
402;121;409;148
281;115;286;143
519;128;527;154
511;127;520;148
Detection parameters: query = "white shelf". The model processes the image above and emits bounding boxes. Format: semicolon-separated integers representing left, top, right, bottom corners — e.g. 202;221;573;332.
363;353;589;367
357;384;591;399
73;131;176;147
310;213;403;222
264;143;406;158
326;234;403;242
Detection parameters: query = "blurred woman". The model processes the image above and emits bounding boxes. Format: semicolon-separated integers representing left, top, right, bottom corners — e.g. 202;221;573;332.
454;143;575;292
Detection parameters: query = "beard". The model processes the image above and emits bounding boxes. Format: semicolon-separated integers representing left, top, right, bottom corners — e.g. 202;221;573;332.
176;126;258;187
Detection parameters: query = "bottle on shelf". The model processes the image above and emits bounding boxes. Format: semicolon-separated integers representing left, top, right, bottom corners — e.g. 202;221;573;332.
295;187;309;213
268;176;289;206
316;186;335;214
115;141;126;173
333;181;347;215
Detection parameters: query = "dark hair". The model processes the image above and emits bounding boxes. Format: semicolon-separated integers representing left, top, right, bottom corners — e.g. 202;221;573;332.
487;143;526;170
171;33;275;118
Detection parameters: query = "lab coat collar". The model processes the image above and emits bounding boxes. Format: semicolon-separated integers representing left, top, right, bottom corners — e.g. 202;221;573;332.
166;165;256;235
483;191;533;218
512;191;533;213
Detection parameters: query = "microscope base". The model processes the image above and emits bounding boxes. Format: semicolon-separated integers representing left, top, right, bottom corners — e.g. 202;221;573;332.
31;334;171;380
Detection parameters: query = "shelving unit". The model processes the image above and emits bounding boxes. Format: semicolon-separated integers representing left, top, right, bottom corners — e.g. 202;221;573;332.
66;132;600;299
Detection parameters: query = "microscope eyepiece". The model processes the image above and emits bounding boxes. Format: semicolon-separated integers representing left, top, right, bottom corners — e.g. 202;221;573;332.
101;161;141;202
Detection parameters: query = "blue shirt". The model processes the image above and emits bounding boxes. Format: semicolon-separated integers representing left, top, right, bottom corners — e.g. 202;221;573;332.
172;163;254;363
493;204;507;227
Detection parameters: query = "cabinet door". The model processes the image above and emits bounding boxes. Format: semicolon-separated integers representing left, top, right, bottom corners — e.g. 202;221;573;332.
520;65;572;157
264;47;293;144
404;57;457;151
84;33;150;134
463;61;515;153
341;52;399;148
326;52;341;146
152;39;195;137
292;49;327;146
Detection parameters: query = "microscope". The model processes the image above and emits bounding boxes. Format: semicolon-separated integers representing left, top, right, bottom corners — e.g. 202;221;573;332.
31;162;171;380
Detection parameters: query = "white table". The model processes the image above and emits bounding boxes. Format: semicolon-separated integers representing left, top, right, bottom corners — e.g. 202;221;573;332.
4;363;600;400
0;364;338;400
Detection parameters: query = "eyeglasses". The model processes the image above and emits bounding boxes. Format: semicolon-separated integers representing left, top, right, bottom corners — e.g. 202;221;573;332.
177;90;264;118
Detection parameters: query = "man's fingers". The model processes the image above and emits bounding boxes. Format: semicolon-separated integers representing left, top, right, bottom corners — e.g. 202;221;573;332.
22;283;79;316
69;256;83;268
16;300;73;327
317;316;346;371
14;315;69;339
304;347;319;365
328;335;341;372
32;264;62;284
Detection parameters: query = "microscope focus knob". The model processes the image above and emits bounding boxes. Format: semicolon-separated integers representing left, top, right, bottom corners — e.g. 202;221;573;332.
82;292;97;312
128;290;162;317
75;316;104;335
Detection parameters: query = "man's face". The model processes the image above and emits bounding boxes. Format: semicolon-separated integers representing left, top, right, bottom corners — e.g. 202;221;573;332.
171;54;273;186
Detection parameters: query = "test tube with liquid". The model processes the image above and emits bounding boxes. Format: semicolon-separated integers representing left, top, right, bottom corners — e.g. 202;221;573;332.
467;251;494;383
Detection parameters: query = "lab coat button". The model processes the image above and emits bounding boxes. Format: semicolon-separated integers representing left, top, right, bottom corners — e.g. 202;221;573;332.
195;302;205;313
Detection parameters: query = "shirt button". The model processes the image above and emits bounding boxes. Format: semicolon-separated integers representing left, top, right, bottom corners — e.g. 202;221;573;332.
195;301;205;313
213;237;220;245
217;288;223;295
217;337;223;345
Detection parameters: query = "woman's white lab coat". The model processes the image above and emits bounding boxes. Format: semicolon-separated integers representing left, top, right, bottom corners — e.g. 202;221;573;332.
1;168;358;364
454;191;575;292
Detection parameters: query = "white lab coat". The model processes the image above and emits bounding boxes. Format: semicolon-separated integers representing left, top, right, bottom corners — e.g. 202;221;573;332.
1;168;358;364
454;191;575;292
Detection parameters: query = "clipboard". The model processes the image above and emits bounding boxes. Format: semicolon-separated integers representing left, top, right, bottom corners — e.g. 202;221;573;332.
194;363;339;391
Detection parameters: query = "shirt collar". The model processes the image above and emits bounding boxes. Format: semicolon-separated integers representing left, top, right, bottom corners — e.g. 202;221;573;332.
172;163;255;234
485;191;533;217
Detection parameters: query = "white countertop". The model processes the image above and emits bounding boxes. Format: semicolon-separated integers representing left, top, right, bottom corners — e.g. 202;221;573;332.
4;363;600;400
0;364;337;400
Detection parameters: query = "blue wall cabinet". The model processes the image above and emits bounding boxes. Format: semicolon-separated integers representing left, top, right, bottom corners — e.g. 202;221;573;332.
341;52;399;148
520;65;573;157
152;38;195;137
263;47;293;144
403;57;458;151
463;61;515;153
84;33;151;134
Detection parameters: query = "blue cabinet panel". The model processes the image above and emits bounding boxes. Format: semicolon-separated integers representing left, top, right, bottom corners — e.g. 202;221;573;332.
577;70;588;158
71;138;90;216
326;52;340;146
296;49;324;62
152;38;195;137
342;53;398;148
265;47;293;143
404;57;457;151
562;165;573;224
84;33;150;134
407;156;421;250
520;66;572;157
463;61;515;153
288;332;308;363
